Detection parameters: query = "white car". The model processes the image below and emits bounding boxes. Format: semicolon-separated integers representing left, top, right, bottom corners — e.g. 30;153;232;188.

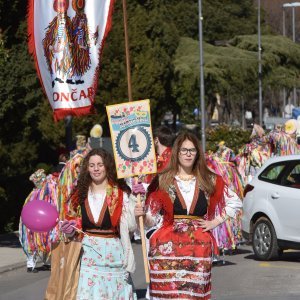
242;155;300;260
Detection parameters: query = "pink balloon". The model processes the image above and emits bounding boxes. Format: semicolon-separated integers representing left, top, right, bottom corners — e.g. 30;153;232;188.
21;201;59;233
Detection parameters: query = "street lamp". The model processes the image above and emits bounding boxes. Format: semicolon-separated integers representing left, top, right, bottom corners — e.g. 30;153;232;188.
283;2;300;42
282;2;300;107
198;0;205;152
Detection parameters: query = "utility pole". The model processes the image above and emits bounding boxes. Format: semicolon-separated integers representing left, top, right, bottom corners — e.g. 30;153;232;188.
292;6;297;106
258;0;263;126
198;0;206;152
283;2;300;107
283;7;286;36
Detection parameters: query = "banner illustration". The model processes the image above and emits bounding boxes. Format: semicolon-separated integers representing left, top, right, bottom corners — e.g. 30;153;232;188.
28;0;115;121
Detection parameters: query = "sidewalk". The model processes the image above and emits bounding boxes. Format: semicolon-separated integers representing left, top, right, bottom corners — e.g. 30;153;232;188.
0;232;26;274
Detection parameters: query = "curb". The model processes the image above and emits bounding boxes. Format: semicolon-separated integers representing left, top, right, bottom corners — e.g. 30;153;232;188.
0;262;25;275
0;231;25;274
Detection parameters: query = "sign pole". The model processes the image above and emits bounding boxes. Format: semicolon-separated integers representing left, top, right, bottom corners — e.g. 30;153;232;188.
122;0;133;102
136;183;150;283
121;0;150;283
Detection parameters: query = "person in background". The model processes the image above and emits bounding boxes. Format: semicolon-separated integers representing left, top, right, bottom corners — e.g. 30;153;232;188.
19;169;52;273
25;170;47;273
59;148;138;299
153;125;174;174
70;134;87;158
135;131;242;300
132;125;175;244
51;153;68;175
216;141;235;163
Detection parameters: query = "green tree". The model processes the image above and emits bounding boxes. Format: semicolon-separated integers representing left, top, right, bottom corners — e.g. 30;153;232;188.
0;21;66;231
173;34;300;124
203;0;257;42
98;0;180;125
1;0;300;232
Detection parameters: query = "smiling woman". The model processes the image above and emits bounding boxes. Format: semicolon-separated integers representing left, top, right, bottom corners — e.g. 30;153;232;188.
88;155;107;184
135;131;242;300
57;148;138;300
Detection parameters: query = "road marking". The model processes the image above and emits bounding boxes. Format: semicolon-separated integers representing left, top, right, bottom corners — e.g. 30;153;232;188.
259;262;300;270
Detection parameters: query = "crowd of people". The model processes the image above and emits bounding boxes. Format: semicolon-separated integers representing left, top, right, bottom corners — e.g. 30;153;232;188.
19;119;300;299
19;125;247;299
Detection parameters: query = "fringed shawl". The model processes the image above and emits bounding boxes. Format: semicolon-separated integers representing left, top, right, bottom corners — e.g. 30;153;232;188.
146;174;226;225
66;183;124;231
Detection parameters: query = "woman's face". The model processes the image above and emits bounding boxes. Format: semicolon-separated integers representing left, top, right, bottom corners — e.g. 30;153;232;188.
88;155;107;184
178;139;197;171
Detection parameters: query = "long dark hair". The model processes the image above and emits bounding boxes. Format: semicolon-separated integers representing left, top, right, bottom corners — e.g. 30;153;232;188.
77;148;130;204
159;131;216;195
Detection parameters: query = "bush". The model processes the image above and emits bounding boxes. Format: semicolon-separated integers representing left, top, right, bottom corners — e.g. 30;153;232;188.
206;124;251;153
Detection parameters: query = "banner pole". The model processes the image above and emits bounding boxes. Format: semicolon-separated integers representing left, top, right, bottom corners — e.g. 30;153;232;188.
122;0;133;102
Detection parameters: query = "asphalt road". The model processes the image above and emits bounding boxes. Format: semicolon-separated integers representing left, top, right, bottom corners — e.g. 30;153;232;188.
1;244;300;300
211;245;300;300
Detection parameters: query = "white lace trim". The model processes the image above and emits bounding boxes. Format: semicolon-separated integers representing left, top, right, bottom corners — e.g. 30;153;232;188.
150;289;211;298
149;256;212;261
151;278;210;285
150;270;211;277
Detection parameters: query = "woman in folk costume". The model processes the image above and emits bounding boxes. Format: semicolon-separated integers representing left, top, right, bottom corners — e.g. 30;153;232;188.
135;131;242;300
60;148;137;300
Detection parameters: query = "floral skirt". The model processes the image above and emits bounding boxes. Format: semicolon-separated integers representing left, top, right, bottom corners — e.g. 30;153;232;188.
76;235;137;300
148;219;214;300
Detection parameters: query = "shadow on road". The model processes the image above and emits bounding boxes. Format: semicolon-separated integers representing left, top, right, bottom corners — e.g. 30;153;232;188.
280;251;300;262
243;254;256;260
136;288;147;299
244;250;300;262
223;247;252;256
213;260;236;267
0;232;21;248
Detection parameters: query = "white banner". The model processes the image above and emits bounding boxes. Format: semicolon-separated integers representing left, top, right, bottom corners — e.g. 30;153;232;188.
28;0;115;121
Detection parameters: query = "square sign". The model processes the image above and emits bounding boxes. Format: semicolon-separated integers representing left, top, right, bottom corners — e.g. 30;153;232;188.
106;99;157;178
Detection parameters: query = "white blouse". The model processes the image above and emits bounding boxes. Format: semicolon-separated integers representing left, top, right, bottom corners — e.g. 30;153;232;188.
175;176;196;214
88;190;106;223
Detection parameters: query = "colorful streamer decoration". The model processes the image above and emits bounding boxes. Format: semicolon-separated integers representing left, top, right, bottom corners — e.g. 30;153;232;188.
19;175;59;260
27;0;115;121
106;100;157;178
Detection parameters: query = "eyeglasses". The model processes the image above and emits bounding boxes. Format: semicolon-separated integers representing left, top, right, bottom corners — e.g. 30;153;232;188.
179;148;197;155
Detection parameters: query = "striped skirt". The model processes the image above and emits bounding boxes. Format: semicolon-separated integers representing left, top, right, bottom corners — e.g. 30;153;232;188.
148;219;213;300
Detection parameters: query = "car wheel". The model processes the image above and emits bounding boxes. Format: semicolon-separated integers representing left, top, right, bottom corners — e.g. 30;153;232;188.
252;217;279;260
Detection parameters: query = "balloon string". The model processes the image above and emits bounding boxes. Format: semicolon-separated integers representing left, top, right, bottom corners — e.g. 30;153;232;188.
59;220;88;237
71;224;88;237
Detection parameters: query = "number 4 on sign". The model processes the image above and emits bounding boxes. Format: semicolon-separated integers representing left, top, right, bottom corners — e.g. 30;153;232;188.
128;134;139;152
